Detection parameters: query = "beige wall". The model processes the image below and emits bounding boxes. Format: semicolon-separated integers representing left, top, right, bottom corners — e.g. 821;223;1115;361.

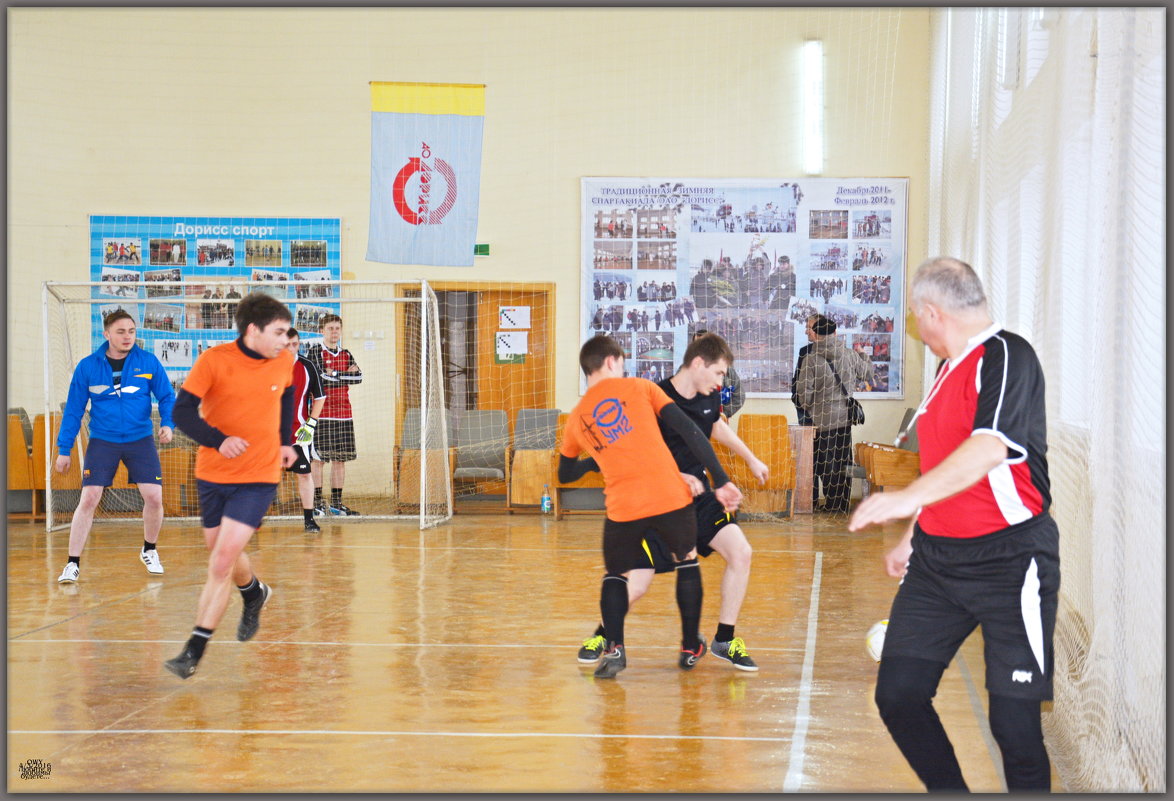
9;7;930;441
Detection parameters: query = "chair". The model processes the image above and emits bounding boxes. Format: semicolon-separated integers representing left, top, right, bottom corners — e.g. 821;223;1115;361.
32;413;84;521
852;407;920;498
394;407;455;512
724;413;798;516
452;410;510;487
550;413;606;519
8;408;33;455
507;408;560;511
8;413;38;520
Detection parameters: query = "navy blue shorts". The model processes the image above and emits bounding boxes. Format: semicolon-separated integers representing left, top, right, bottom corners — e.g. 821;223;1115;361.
883;515;1060;700
630;491;736;573
82;436;162;487
196;479;278;530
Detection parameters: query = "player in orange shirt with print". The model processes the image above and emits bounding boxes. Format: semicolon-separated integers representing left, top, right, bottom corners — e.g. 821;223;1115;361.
164;293;297;679
559;335;742;678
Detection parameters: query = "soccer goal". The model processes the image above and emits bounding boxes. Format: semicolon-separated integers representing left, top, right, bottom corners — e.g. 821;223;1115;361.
41;279;453;530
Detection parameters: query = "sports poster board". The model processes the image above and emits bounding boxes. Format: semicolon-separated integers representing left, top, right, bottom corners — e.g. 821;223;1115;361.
580;178;907;398
90;215;342;392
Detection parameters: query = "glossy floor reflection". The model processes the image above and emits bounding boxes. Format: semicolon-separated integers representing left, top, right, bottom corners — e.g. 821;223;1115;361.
8;513;1008;793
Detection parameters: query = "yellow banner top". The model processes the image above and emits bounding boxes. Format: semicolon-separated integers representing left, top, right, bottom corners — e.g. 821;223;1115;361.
370;82;485;116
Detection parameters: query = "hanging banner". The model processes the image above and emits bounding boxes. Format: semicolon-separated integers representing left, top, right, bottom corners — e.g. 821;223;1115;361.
367;81;485;267
580;178;907;398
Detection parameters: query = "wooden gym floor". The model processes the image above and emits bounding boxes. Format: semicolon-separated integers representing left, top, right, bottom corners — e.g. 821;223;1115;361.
8;513;1013;793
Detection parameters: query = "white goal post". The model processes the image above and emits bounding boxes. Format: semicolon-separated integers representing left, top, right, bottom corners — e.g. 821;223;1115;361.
40;279;452;531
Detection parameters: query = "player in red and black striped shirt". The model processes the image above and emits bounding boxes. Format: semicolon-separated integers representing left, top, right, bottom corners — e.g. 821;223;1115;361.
285;328;325;532
850;257;1060;792
306;314;362;515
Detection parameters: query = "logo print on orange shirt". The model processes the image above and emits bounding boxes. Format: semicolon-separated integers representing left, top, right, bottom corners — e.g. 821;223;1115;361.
591;398;632;449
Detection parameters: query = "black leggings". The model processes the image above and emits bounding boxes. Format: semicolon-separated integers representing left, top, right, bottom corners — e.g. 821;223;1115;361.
875;655;1051;792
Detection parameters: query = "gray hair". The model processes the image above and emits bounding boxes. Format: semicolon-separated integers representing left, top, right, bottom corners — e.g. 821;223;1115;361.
910;256;987;311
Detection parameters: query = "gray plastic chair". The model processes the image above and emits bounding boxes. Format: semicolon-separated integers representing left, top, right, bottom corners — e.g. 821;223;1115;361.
513;408;560;451
452;410;509;480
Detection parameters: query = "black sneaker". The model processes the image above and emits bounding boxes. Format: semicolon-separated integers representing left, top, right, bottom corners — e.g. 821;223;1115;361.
711;636;759;672
164;648;199;679
313;502;328;517
594;643;627;679
304;518;322;533
578;633;607;664
678;635;707;670
236;581;272;642
329;503;359;516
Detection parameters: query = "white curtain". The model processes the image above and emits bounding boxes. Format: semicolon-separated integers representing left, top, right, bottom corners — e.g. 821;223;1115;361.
927;7;1165;792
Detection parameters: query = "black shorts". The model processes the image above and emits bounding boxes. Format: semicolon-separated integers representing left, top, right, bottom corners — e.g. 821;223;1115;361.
81;436;162;487
315;418;357;462
602;504;696;576
630;491;736;573
196;479;278;530
883;514;1060;700
286;443;318;475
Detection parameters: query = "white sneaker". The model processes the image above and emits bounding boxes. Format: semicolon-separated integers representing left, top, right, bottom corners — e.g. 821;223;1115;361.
57;562;79;583
140;549;164;574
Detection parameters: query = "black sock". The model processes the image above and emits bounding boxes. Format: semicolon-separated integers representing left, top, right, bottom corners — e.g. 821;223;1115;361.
303;509;315;523
600;575;629;648
186;627;213;660
238;576;262;604
68;556;80;566
593;624;606;638
143;541;157;552
675;559;703;650
715;623;735;643
314;487;323;504
331;488;343;506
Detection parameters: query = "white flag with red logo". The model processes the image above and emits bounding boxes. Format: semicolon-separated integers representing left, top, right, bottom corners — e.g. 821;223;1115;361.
367;82;485;267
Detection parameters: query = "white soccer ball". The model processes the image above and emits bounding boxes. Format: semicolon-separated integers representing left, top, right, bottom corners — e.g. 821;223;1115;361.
865;619;888;662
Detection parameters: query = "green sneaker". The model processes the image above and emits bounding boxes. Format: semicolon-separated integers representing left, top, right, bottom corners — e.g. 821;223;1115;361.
578;633;607;664
711;636;759;672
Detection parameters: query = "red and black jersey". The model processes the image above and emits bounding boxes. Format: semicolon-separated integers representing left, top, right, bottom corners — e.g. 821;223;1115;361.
915;324;1051;538
306;343;362;420
287;355;325;443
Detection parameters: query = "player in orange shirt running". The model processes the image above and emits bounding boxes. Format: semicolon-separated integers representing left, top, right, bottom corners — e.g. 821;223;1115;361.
164;293;297;679
559;335;742;678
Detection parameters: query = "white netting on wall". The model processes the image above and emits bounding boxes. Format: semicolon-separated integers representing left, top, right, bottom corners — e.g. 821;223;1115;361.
928;8;1165;792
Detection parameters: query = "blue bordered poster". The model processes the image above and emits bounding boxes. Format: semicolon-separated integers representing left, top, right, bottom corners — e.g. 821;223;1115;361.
89;215;342;390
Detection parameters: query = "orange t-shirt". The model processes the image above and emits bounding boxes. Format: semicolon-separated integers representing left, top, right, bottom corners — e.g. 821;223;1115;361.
559;377;691;522
182;342;294;484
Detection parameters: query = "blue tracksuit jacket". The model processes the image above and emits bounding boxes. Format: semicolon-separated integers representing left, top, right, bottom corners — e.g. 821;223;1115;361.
56;343;176;455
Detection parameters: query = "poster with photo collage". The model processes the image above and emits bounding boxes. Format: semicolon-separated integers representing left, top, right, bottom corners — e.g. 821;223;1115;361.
580;178;907;398
90;215;342;394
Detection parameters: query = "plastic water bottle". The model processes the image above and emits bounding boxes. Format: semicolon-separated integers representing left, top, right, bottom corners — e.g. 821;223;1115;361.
540;485;552;514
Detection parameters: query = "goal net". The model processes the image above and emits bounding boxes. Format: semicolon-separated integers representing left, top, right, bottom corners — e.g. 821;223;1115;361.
42;279;452;530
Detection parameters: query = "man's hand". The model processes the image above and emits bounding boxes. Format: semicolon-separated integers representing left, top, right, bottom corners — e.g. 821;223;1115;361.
280;445;297;468
747;456;769;486
294;418;317;445
883;536;914;579
54;454;71;474
714;482;743;513
158;426;174;445
219;436;249;458
680;473;705;497
848;489;920;532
